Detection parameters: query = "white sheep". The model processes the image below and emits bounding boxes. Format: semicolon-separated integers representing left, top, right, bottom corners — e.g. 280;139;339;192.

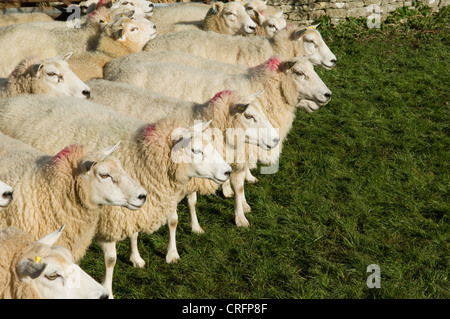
253;9;286;38
68;16;157;81
0;95;232;298
0;12;54;28
0;7;136;77
105;56;331;225
144;24;337;70
0;181;13;210
0;53;91;99
150;2;211;26
110;0;155;19
86;78;279;256
0;226;109;299
0;132;147;262
156;1;257;35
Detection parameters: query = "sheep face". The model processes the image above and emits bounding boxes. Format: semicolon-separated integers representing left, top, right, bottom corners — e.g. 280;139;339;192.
79;143;147;211
0;180;13;210
244;0;268;18
227;91;279;151
171;121;232;184
111;0;154;19
262;11;286;38
32;53;91;99
16;227;109;299
79;0;99;15
212;2;257;35
114;17;157;50
280;58;332;108
295;27;337;70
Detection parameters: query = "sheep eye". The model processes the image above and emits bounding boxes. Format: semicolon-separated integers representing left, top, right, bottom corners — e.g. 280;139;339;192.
99;173;111;179
268;24;276;29
225;12;234;16
45;273;59;281
244;113;255;121
46;72;57;77
130;27;138;32
192;149;203;155
99;20;105;23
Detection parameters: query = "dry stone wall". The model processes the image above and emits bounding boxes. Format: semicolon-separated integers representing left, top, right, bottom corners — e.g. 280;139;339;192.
267;0;449;24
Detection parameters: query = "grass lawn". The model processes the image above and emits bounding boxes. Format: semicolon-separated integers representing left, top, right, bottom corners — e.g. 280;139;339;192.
79;4;449;299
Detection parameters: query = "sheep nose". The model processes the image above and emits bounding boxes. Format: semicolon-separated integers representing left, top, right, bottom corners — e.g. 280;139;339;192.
273;137;280;147
248;25;256;31
138;193;147;202
224;170;232;178
324;92;332;100
82;90;91;99
330;59;337;64
2;191;12;200
99;294;109;299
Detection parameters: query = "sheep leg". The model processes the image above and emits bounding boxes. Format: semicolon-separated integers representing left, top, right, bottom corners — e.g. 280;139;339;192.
231;170;250;227
187;192;204;234
129;232;146;268
221;179;234;198
99;240;117;299
166;209;180;264
245;168;259;183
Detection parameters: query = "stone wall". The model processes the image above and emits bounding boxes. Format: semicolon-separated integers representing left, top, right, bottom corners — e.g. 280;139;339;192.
267;0;449;25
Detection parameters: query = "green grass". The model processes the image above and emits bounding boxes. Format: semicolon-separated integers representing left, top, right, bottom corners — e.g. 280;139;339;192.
79;5;449;299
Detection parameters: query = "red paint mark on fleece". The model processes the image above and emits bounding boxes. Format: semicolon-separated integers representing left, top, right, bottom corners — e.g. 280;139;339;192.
144;124;157;139
210;90;232;104
53;145;77;163
266;57;282;72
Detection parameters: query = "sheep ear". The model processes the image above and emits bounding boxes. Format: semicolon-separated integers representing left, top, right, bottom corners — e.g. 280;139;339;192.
81;160;97;175
30;63;44;76
36;225;65;246
310;23;320;29
291;28;307;40
171;127;192;152
193;120;212;132
211;2;224;14
16;259;47;283
275;9;284;18
253;10;265;25
280;60;298;73
235;90;264;108
60;52;73;62
98;141;121;158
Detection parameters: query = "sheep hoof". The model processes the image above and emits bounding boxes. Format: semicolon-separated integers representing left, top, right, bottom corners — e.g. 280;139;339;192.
245;175;258;183
236;216;250;228
191;225;205;234
166;251;180;264
243;202;252;213
130;256;146;269
222;187;234;198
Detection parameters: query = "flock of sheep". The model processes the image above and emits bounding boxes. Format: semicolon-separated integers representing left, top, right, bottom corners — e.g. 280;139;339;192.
0;0;336;299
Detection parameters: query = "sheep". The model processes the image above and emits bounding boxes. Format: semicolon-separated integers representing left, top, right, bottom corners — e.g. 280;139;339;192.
0;7;136;77
150;2;211;27
155;1;256;35
0;226;109;299
0;181;13;210
85;77;279;252
253;9;286;38
0;95;232;297
0;12;54;28
144;24;337;70
0;132;147;262
0;53;91;99
103;56;331;110
67;16;157;81
110;0;155;19
105;56;331;225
